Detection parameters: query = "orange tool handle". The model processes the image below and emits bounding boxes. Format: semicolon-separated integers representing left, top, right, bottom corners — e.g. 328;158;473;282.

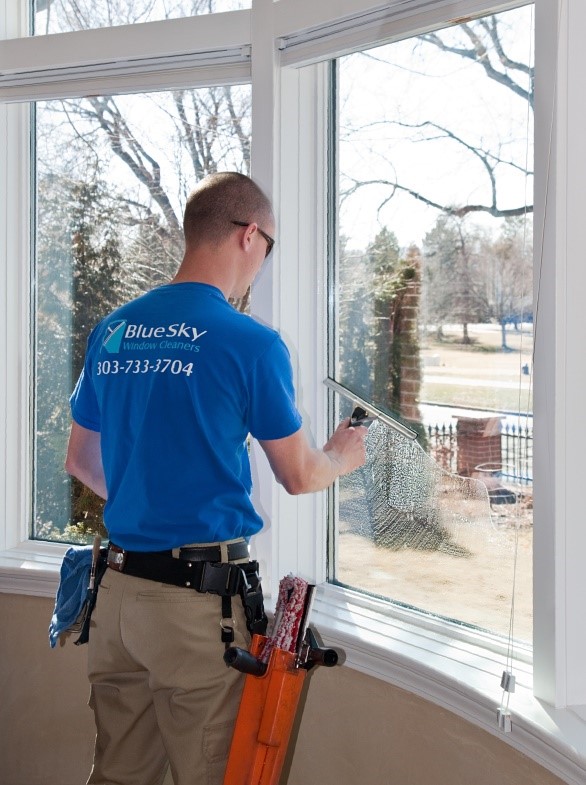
223;635;307;785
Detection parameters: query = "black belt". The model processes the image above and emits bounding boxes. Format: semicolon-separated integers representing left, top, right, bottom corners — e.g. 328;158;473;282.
107;543;248;596
180;540;249;562
109;539;248;564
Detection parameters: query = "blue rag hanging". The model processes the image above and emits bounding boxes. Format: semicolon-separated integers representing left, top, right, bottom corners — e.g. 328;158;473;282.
48;546;93;648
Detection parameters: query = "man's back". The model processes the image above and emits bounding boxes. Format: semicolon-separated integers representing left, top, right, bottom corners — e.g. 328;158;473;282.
71;281;302;551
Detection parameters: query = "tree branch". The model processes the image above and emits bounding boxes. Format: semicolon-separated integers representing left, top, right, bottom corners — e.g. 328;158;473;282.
83;97;181;239
419;16;533;108
342;176;532;219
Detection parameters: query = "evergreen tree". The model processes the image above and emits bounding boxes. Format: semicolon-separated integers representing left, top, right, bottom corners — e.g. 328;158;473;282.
368;228;420;417
35;175;127;541
337;237;373;401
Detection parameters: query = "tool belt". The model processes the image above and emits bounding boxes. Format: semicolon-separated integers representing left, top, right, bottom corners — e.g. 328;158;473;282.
106;541;267;644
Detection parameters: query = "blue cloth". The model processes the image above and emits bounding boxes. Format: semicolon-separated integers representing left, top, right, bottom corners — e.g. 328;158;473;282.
70;282;302;551
49;546;93;648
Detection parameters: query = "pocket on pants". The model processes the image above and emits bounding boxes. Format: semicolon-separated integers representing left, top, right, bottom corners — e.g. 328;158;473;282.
203;720;233;762
203;720;234;785
136;586;211;603
203;722;234;785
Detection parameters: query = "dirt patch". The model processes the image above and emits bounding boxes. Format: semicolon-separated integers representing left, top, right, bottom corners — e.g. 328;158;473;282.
336;512;532;642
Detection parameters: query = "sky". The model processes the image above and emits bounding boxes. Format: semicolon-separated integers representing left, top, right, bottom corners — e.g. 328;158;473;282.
336;4;535;251
34;0;249;34
34;2;534;258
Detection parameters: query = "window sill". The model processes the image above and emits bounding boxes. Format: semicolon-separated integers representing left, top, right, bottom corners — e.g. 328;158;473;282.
0;541;66;597
312;584;586;785
2;550;586;784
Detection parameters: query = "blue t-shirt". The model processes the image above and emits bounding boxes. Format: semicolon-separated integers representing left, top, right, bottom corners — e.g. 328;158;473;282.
70;282;302;551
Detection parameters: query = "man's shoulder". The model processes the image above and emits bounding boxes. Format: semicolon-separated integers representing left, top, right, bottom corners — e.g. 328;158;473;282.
226;309;286;357
229;308;279;338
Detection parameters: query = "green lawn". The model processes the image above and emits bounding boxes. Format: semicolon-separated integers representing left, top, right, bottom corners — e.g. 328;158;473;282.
420;325;533;413
421;381;533;413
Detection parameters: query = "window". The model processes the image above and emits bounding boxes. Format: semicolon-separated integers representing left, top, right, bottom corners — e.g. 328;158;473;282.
3;1;586;775
33;84;251;543
33;0;250;35
329;5;534;643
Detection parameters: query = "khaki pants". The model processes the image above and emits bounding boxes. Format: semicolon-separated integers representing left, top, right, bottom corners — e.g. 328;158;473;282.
86;568;250;785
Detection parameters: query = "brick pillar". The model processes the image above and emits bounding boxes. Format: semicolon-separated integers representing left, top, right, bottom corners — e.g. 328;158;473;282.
396;247;422;423
455;416;503;477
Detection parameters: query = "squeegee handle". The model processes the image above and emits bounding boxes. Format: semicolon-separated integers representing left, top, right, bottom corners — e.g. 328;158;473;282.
304;647;338;668
224;646;268;676
350;406;376;427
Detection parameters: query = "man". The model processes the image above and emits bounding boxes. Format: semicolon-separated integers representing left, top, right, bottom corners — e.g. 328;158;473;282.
65;172;366;785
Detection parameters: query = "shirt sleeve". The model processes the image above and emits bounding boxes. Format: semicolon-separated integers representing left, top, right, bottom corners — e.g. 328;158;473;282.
246;335;303;441
69;335;101;432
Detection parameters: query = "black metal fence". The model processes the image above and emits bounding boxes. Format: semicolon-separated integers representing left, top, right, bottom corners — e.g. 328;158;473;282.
426;421;533;485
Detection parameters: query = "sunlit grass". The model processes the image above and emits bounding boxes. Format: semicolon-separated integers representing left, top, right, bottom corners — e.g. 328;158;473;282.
421;381;532;412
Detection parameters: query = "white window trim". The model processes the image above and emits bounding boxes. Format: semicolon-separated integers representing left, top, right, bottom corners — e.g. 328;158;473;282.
0;12;252;100
2;1;586;782
256;1;586;782
275;0;528;67
0;7;258;584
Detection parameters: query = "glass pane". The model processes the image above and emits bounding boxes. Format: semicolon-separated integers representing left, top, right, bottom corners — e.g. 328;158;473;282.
33;84;251;543
332;5;534;642
33;0;250;35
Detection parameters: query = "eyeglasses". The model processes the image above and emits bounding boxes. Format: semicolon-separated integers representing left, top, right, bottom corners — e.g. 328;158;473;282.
232;220;275;258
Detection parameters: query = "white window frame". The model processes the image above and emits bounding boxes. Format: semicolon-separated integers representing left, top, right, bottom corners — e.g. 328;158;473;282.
257;1;586;781
0;5;255;586
1;1;586;782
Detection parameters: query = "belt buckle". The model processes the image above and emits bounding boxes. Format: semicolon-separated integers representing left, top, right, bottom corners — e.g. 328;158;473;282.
201;562;241;596
107;546;127;572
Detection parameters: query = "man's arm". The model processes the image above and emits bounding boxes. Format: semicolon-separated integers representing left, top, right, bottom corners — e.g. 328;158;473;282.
64;421;108;500
259;419;367;496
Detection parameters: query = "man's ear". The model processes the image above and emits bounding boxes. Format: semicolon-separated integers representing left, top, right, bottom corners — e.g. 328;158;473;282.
241;223;258;252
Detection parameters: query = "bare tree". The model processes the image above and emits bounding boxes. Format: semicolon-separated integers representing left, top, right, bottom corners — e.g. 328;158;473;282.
340;9;534;224
38;80;252;315
36;0;252;284
57;85;251;247
422;215;491;343
419;15;533;109
481;215;533;350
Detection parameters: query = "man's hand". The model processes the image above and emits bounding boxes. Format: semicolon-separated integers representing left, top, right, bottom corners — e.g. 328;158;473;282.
323;418;367;478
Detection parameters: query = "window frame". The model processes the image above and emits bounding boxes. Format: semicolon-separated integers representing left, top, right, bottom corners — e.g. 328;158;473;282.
268;0;586;779
325;3;536;645
1;1;586;781
0;5;256;582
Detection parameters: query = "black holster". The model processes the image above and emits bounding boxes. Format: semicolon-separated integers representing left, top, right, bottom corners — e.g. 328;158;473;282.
74;548;108;646
239;561;268;637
